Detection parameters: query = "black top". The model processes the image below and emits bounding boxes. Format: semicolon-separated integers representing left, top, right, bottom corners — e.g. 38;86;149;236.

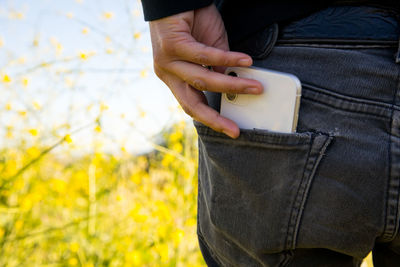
141;0;399;45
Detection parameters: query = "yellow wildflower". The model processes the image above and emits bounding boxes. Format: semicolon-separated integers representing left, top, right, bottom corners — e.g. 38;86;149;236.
33;35;40;47
79;52;88;60
66;12;74;19
140;69;148;78
2;74;11;83
64;134;73;144
129;204;148;223
94;125;102;133
6;126;13;138
27;146;41;157
125;250;142;266
156;224;168;239
172;229;185;246
15;220;23;231
0;37;4;47
172;143;183;153
28;129;38;136
82;27;89;34
21;197;33;210
155;243;170;263
169;131;183;143
139;110;146;118
33;101;41;110
184;218;197;227
5;103;12;111
100;102;109;112
22;77;29;87
56;43;63;54
70;242;80;253
9;12;24;20
103;12;114;19
133;32;141;40
68;258;78;266
16;12;24;19
52;179;67;194
17;57;26;64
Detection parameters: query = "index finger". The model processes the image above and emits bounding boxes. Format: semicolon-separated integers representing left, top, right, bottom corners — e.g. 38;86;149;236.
174;40;253;68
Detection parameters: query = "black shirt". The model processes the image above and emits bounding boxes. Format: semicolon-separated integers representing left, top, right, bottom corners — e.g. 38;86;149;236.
141;0;399;45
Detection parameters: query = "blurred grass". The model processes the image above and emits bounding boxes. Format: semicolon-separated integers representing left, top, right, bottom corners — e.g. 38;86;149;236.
0;122;207;266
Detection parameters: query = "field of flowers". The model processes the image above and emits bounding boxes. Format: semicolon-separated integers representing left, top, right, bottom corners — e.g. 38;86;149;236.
0;0;374;266
0;120;206;266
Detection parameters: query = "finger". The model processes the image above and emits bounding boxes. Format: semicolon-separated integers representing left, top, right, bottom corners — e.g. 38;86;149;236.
173;40;253;67
168;78;240;138
167;61;263;94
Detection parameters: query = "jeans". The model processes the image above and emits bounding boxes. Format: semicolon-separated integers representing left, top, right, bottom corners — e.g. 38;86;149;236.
194;5;400;267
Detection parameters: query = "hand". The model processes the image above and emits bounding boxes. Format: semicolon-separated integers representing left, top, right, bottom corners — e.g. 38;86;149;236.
149;4;263;138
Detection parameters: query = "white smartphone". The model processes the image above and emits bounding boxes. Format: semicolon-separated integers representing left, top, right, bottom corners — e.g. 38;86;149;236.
220;66;301;133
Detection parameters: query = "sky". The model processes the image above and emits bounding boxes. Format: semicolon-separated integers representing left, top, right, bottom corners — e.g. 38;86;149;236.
0;0;188;154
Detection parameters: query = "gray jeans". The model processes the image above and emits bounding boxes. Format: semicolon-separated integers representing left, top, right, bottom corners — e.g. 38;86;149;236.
195;6;400;267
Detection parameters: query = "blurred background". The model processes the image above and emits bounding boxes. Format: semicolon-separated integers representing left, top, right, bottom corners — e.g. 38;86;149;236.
0;0;201;266
0;0;373;266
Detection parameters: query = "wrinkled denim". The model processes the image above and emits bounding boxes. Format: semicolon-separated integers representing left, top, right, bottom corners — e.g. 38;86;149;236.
194;5;400;267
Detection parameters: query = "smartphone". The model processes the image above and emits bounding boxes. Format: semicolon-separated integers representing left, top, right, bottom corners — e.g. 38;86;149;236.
220;66;301;133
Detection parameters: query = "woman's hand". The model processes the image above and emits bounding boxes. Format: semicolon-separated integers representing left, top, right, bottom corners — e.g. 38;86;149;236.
149;4;263;138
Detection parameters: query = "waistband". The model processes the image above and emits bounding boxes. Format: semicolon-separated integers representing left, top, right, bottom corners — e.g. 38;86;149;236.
231;5;400;63
278;5;399;45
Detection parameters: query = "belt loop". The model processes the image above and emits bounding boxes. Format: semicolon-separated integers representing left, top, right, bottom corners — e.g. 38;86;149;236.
397;12;400;64
396;37;400;64
230;23;279;60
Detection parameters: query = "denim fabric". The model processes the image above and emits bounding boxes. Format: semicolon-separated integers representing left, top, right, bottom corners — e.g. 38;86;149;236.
195;5;400;267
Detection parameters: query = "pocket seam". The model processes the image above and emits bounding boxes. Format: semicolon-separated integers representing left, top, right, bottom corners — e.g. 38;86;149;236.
195;122;329;147
285;133;334;250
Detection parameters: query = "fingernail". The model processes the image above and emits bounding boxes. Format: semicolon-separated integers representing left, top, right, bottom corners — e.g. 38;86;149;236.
222;130;235;138
244;87;261;94
238;58;252;66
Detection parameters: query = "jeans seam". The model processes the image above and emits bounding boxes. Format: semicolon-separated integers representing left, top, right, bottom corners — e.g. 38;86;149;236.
198;142;268;267
381;67;400;241
285;133;334;250
303;83;399;110
285;138;314;250
293;135;334;249
275;43;398;49
301;84;396;118
276;39;398;47
197;166;225;267
197;229;225;267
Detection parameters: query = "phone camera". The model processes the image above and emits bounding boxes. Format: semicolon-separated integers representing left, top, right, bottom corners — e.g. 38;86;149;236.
226;93;237;102
228;72;237;77
226;72;238;102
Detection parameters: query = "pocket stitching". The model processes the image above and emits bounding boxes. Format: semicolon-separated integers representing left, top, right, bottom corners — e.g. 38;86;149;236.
284;134;334;250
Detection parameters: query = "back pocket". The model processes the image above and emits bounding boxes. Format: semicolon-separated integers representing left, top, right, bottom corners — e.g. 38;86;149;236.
195;122;333;263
